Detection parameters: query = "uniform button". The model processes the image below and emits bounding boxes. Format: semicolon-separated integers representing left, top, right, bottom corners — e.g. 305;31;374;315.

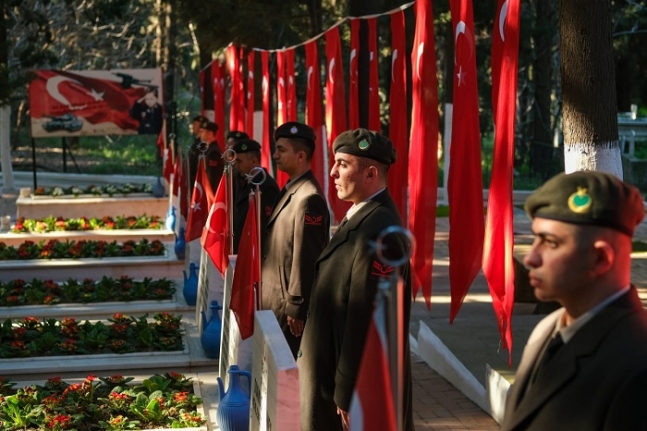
297;350;302;358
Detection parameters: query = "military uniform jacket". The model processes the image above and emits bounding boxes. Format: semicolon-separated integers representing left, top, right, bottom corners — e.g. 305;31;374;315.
232;168;279;254
502;287;647;431
260;170;329;356
204;141;224;193
298;189;413;431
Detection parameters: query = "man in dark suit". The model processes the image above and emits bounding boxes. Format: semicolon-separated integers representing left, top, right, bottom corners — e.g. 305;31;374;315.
261;121;330;358
298;129;413;431
197;120;224;193
231;138;279;253
502;171;647;431
186;114;207;197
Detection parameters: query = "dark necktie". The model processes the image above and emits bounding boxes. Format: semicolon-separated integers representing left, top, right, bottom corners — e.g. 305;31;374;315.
533;333;564;382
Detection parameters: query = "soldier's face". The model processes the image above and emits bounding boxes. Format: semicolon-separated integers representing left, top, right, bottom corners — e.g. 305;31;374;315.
524;218;597;307
235;153;256;176
273;138;301;176
330;153;369;204
144;92;157;107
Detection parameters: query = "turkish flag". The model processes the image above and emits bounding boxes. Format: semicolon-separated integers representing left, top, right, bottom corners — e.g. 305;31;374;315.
230;194;260;340
201;175;230;275
29;70;145;131
484;0;521;364
212;60;226;145
173;148;183;198
185;159;214;242
367;17;381;132
348;289;396;431
227;45;245;132
260;50;273;174
162;143;173;184
179;151;189;219
388;10;409;221
276;49;287;126
199;67;206;118
247;51;255;136
325;26;350;223
286;48;297;122
305;40;326;191
348;19;360;130
447;0;484;322
408;0;439;308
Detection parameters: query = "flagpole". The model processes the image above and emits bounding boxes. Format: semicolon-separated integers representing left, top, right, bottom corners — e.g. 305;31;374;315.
375;226;414;431
223;148;237;255
248;166;266;311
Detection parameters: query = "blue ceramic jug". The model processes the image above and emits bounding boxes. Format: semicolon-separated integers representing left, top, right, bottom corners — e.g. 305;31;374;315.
201;300;223;359
182;262;198;306
174;227;186;260
166;206;176;231
152;176;165;198
217;365;252;431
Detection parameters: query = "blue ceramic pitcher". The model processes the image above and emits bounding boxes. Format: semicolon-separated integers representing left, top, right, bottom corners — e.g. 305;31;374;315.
174;227;186;260
201;300;222;359
217;365;252;431
182;262;198;306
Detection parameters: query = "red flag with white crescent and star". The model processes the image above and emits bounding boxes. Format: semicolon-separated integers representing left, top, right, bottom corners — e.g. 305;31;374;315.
448;0;484;322
348;18;360;130
408;0;439;308
276;49;287;127
304;40;326;190
185;158;214;242
260;50;272;174
230;194;260;340
286;48;297;122
367;17;380;132
226;45;245;132
247;51;255;136
201;175;230;275
484;0;521;365
388;10;409;221
212;60;226;145
325;26;350;223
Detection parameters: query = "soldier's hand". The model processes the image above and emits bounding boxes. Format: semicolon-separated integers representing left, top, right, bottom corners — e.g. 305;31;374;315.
287;316;304;337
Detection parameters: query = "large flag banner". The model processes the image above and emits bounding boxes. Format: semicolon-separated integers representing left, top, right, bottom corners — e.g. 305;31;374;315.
286;48;297;122
325;26;350;223
388;10;409;220
484;0;521;364
408;0;439;308
201;175;230;275
29;68;163;138
276;49;287;126
227;45;245;132
247;51;256;136
305;40;326;191
261;50;272;173
348;290;396;431
212;60;226;145
230;194;260;340
367;17;381;132
185;159;214;242
348;19;360;130
448;0;484;322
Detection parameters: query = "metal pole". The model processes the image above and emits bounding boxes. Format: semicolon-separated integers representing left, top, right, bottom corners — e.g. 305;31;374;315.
376;226;414;431
248;166;266;311
222;148;237;255
31;138;37;190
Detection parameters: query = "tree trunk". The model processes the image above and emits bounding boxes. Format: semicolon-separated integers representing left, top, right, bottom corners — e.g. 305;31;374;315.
560;0;621;177
0;105;14;191
530;0;557;181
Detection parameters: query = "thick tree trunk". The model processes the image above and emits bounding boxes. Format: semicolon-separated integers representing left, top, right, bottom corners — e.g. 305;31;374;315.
560;0;621;177
0;105;14;191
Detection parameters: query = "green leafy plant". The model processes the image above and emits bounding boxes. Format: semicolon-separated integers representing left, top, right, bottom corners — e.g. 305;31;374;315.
10;215;164;233
0;313;183;359
0;239;165;260
0;276;175;307
0;373;204;430
32;183;154;198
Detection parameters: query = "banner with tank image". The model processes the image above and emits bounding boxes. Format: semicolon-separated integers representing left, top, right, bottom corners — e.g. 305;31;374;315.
29;68;164;137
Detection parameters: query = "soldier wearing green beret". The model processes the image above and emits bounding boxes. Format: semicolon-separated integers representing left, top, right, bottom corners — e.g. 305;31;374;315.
502;170;647;431
299;128;413;431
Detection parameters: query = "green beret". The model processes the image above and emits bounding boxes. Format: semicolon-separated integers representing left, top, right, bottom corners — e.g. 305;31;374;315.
227;130;249;141
232;138;261;154
333;128;396;166
525;171;645;236
200;120;218;133
274;122;316;148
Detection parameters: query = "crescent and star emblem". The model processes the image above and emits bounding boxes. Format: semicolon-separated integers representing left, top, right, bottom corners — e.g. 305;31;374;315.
416;42;424;81
191;183;204;212
206;203;227;234
329;58;336;84
262;76;268;95
391;49;399;82
307;66;313;90
499;0;509;42
46;75;104;107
